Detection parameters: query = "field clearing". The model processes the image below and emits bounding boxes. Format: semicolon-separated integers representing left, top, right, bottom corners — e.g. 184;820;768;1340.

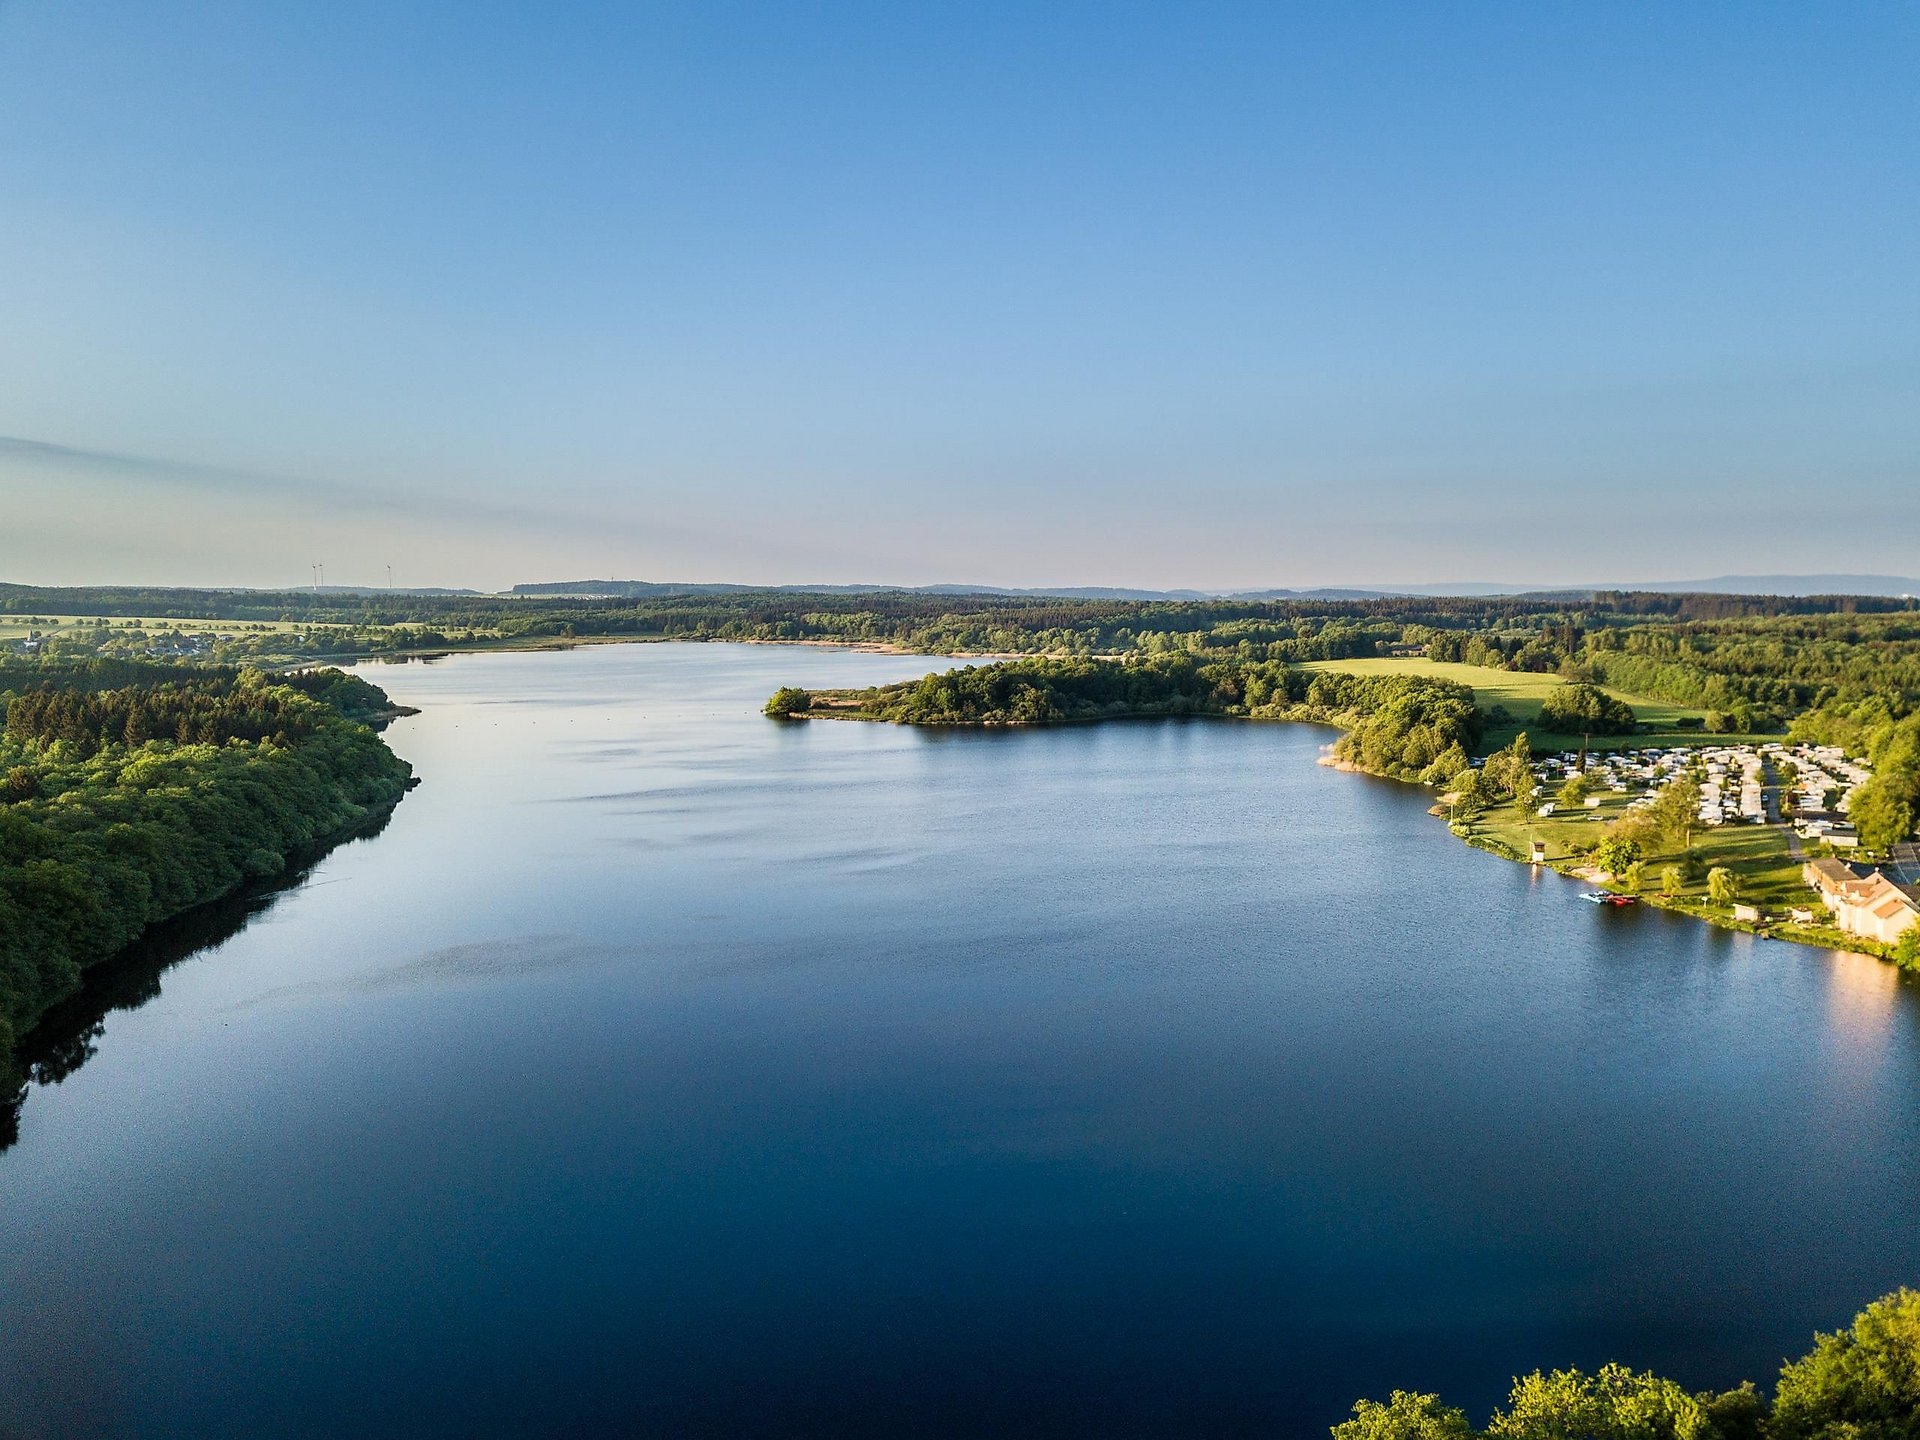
1298;657;1781;752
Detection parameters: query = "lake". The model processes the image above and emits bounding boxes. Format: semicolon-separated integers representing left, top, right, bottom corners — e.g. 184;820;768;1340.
4;643;1918;1438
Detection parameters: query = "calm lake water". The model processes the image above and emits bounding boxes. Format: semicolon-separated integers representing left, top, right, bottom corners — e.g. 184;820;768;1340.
4;643;1919;1439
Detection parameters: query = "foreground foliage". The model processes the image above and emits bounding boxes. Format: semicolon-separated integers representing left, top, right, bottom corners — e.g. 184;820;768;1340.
1338;1288;1920;1440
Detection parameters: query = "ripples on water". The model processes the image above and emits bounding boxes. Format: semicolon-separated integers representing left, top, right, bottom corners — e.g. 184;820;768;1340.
2;643;1917;1439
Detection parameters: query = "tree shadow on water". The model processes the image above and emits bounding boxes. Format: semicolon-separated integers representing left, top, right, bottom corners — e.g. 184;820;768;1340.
0;809;396;1153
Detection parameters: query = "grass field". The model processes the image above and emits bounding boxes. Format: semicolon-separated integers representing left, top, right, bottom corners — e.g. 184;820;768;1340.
1299;657;1781;752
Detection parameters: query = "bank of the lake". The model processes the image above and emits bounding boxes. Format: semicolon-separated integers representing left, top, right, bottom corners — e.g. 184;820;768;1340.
0;668;416;1097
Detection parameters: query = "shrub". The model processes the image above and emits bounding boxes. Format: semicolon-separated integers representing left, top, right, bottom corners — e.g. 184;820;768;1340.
764;687;813;719
1894;928;1920;972
1333;1392;1475;1440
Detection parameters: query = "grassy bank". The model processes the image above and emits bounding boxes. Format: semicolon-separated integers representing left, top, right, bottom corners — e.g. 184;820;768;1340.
1447;780;1911;958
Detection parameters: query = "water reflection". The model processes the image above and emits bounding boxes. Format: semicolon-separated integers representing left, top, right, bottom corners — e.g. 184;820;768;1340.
0;811;394;1152
1822;946;1906;1055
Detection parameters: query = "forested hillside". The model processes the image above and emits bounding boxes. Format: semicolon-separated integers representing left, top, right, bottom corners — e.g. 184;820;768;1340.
0;661;412;1097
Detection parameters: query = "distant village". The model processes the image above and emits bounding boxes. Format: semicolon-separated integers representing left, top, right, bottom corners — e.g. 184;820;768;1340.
6;627;228;660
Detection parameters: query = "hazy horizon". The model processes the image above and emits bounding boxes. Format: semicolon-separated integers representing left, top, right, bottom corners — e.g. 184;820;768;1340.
3;4;1916;589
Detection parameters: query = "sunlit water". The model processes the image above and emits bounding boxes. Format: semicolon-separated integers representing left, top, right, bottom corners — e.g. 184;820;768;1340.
4;643;1918;1439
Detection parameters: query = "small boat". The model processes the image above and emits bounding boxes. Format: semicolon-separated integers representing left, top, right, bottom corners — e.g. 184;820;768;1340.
1581;890;1638;907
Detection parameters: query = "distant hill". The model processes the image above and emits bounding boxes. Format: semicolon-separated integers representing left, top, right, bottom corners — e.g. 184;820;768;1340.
273;585;484;597
509;575;1920;602
1622;574;1920;598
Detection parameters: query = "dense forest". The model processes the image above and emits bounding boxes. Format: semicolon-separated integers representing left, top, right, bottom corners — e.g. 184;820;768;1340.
0;659;412;1098
1336;1286;1920;1440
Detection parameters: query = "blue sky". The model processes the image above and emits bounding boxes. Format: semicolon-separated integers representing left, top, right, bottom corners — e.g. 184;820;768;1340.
1;1;1915;590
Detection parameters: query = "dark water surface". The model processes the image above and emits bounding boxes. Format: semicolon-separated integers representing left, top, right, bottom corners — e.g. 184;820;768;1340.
4;644;1919;1438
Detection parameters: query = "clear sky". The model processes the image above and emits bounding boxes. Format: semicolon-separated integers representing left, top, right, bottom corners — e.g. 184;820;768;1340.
2;2;1916;592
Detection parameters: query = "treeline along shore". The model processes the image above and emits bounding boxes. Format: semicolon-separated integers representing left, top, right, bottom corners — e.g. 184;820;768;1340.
0;653;415;1099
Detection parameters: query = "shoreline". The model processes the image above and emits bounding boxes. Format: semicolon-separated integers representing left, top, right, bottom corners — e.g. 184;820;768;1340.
8;793;409;1054
793;699;1910;971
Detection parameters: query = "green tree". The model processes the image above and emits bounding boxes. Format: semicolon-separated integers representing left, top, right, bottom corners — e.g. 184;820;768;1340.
1334;1392;1478;1440
1451;765;1490;817
1482;733;1536;804
1557;774;1594;808
1849;776;1916;854
1594;836;1643;878
1621;860;1646;895
1893;928;1920;973
1772;1287;1920;1440
1648;778;1698;850
1699;1385;1767;1440
1489;1364;1707;1440
1421;743;1471;788
1539;683;1638;736
1660;864;1685;898
764;686;813;719
1707;867;1741;906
